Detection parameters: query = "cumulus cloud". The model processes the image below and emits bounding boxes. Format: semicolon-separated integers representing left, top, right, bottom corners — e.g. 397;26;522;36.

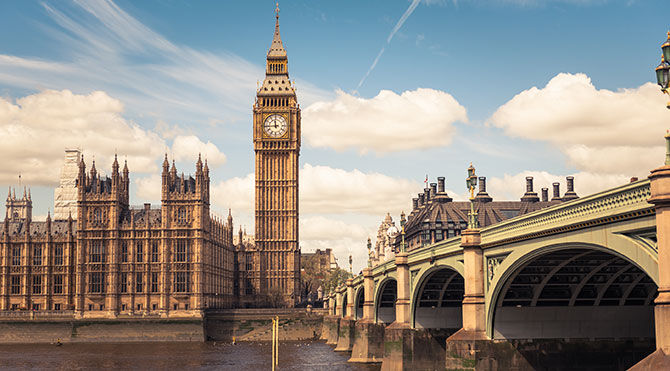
172;135;226;167
204;164;422;217
0;89;226;187
303;88;468;154
489;73;668;176
300;216;376;274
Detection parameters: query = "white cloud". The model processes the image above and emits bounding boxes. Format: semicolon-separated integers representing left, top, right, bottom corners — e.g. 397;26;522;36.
171;135;226;167
0;89;164;185
489;73;668;176
303;88;468;154
0;89;227;188
300;216;376;274
206;164;422;217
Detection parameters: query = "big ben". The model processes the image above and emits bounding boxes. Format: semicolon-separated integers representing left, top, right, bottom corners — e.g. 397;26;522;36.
252;4;301;306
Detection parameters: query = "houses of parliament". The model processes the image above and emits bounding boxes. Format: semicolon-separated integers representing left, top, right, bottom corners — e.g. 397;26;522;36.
0;8;302;317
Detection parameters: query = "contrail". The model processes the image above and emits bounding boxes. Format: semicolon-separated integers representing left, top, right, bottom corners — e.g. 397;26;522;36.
357;0;422;90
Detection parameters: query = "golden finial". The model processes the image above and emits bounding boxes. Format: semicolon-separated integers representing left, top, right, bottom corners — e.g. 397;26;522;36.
275;2;280;19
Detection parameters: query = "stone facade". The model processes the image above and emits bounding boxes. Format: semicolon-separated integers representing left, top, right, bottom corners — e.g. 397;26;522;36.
0;155;243;317
250;10;301;306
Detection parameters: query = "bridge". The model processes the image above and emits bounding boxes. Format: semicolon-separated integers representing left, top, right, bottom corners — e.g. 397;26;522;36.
321;135;670;370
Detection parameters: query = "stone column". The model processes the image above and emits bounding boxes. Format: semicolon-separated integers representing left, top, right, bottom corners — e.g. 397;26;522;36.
335;290;343;317
346;278;354;318
336;279;357;352
350;267;385;363
460;229;486;335
394;252;410;325
630;134;670;369
363;268;374;320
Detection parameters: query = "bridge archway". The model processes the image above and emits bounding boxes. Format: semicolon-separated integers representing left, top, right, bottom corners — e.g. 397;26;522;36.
488;244;657;341
411;265;464;330
354;286;364;320
375;278;397;324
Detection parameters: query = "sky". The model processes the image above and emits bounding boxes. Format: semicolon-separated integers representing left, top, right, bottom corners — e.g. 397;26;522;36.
0;0;668;273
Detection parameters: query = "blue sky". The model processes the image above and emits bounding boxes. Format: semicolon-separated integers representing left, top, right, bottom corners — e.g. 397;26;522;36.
0;0;668;271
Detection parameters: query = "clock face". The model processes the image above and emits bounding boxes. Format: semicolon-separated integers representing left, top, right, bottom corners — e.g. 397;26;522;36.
263;114;288;138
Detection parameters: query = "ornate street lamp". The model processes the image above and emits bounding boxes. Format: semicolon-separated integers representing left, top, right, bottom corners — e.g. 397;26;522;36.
656;31;670;109
466;163;479;229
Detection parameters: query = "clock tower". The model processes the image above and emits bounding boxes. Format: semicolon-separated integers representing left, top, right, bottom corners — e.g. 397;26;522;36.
252;4;301;306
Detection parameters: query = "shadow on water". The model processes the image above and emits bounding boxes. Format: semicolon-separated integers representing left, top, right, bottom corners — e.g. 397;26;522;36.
0;341;380;370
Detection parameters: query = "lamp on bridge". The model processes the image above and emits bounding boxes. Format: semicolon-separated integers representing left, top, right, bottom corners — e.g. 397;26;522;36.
655;31;670;109
466;163;479;229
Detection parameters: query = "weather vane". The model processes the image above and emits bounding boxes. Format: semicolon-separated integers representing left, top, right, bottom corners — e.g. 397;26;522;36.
466;163;479;229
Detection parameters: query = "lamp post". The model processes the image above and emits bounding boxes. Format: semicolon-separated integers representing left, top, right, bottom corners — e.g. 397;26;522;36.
656;31;670;110
466;163;479;229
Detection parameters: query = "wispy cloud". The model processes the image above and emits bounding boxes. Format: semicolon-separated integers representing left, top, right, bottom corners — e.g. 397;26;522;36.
356;0;422;90
0;0;330;128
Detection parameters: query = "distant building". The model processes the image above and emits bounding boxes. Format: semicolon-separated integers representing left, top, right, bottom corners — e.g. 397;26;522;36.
301;248;338;273
389;175;578;251
1;154;244;317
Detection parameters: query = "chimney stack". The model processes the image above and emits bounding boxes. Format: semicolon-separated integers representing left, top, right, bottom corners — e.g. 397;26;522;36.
552;182;561;201
474;176;492;203
424;187;432;202
418;193;425;206
563;176;579;201
434;176;453;203
412;198;419;210
521;176;540;202
430;183;437;198
541;188;548;202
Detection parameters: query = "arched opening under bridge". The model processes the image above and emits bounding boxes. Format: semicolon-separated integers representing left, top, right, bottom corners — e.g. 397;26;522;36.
376;279;397;324
490;247;657;369
355;288;364;320
412;267;464;330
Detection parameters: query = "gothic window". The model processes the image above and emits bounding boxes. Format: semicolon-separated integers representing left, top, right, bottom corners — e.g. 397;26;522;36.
32;245;42;266
89;240;103;263
175;240;188;262
32;275;42;295
54;275;63;294
135;273;144;293
177;207;188;224
151;242;159;263
54;244;64;266
174;272;188;292
11;246;21;266
92;207;102;223
151;272;159;293
10;276;20;295
89;272;103;293
136;242;144;263
120;273;128;293
246;255;253;271
121;242;128;263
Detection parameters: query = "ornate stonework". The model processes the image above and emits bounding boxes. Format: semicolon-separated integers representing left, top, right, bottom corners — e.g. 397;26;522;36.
250;9;301;306
54;149;80;220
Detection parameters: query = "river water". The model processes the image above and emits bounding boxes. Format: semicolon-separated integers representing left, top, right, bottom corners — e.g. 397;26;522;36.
0;341;381;370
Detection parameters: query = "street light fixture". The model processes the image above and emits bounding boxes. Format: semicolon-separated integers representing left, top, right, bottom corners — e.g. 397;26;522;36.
656;31;670;109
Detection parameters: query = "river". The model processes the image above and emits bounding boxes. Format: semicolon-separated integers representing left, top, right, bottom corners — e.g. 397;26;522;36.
0;341;381;370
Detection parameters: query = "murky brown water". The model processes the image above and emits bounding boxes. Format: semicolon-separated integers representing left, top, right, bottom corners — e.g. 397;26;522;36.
0;341;380;370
